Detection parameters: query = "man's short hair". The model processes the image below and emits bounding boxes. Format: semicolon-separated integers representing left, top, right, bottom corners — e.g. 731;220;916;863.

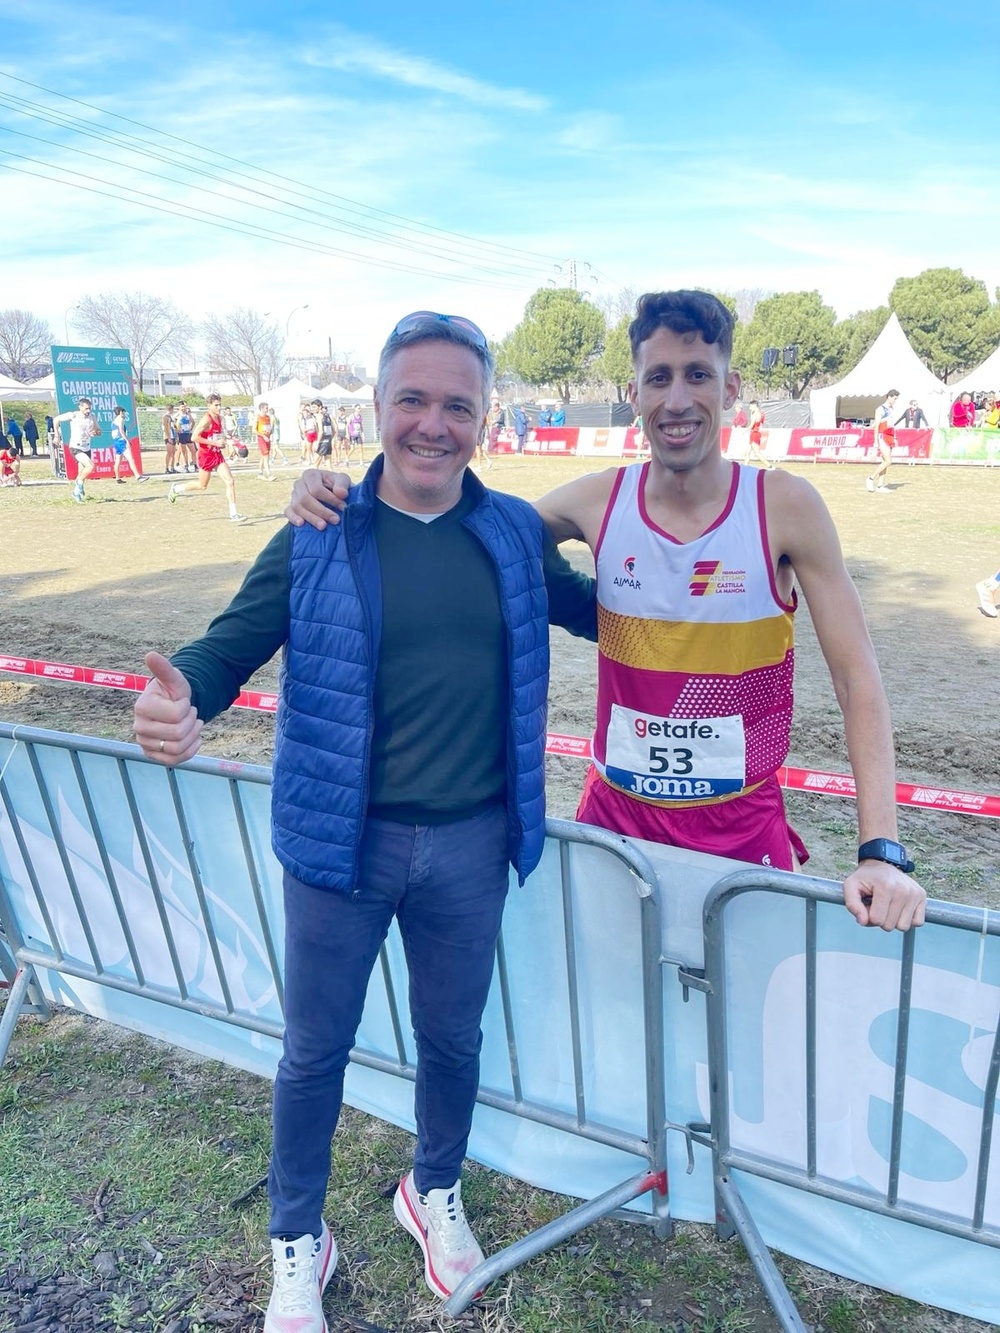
886;389;900;398
377;312;495;414
207;393;221;405
78;397;92;408
629;291;734;362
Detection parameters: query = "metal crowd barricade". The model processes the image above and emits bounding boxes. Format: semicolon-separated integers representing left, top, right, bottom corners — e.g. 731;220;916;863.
701;868;1000;1333
0;723;672;1310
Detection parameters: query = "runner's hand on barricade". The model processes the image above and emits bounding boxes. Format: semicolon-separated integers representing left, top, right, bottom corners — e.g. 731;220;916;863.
285;469;350;530
134;651;203;766
843;862;926;932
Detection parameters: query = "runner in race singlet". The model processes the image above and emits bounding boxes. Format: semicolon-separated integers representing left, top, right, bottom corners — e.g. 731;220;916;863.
256;403;274;479
867;390;899;494
53;397;101;501
578;460;802;865
168;394;246;521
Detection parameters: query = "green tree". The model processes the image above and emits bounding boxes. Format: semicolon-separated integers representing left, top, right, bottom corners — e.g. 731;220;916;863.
890;268;1000;382
498;288;605;401
836;306;889;369
734;290;840;398
589;314;633;402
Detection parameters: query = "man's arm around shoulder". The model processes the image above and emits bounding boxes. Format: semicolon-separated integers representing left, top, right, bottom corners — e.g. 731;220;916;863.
534;467;620;547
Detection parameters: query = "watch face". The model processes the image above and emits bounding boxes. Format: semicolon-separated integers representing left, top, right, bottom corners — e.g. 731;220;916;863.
859;838;913;872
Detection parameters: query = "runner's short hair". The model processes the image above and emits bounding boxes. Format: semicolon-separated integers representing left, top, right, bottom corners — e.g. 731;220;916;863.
629;291;734;362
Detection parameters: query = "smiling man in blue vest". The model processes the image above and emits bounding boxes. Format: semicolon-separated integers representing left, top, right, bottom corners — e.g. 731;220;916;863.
133;312;596;1332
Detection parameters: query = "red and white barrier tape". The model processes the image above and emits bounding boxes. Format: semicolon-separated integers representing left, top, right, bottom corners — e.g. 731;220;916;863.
3;654;999;819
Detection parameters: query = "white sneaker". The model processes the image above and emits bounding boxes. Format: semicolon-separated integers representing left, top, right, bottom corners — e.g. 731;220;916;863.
168;484;178;504
393;1171;484;1300
865;477;875;492
264;1221;337;1333
876;485;891;493
230;511;247;522
975;580;998;618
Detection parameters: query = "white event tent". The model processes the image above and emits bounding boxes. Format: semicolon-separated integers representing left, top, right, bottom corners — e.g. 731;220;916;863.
0;373;54;402
253;377;317;446
948;344;1000;396
314;380;373;402
0;373;56;431
810;314;947;427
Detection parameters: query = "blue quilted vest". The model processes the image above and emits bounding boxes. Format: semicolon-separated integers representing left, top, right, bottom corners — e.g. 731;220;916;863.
272;457;549;891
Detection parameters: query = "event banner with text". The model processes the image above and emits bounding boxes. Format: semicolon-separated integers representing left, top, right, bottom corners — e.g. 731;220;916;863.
51;344;141;480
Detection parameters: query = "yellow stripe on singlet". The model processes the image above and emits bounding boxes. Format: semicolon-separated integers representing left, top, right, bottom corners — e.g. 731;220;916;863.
598;604;793;675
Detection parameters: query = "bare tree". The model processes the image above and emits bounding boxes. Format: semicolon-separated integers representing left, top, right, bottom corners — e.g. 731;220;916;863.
72;292;194;386
593;286;640;327
729;287;773;327
202;308;284;394
0;309;54;381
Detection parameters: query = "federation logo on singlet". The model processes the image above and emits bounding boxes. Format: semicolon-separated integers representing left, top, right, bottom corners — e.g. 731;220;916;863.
689;560;747;596
614;555;641;590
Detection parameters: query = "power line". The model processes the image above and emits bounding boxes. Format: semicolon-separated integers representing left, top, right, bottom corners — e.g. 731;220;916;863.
0;72;568;273
0;151;525;288
0;117;544;282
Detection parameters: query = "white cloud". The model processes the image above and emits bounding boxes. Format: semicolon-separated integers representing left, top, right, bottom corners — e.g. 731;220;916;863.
302;28;547;112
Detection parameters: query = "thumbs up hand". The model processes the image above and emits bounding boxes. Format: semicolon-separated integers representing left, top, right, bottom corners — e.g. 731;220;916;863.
134;651;203;764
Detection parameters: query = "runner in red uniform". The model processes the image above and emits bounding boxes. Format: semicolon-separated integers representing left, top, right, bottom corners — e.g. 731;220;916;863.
167;394;246;521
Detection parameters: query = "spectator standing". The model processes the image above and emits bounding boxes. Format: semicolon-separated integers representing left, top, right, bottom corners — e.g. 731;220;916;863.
551;403;566;427
895;399;928;429
22;412;39;456
537;405;552;428
5;414;23;456
175;402;197;472
513;404;528;453
347;407;364;464
951;392;976;428
163;404;179;473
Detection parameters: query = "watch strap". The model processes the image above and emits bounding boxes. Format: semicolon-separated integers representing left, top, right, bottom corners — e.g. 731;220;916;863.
858;838;915;874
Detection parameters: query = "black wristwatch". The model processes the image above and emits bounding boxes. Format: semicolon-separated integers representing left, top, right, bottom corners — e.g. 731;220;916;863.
858;838;915;874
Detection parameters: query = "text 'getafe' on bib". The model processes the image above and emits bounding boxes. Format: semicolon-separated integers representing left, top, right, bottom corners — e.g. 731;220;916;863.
603;704;746;800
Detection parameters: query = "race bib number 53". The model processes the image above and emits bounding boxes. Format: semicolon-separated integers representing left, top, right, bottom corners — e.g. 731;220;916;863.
603;704;746;801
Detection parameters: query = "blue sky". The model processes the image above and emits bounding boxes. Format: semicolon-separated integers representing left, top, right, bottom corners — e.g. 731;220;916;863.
2;0;999;369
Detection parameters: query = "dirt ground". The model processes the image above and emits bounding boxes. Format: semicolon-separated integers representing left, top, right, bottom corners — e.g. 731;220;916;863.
2;448;998;908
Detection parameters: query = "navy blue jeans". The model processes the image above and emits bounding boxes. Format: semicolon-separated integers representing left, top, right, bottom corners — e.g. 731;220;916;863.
268;805;510;1238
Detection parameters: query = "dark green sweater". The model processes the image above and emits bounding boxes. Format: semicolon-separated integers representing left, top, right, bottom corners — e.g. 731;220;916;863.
171;508;596;818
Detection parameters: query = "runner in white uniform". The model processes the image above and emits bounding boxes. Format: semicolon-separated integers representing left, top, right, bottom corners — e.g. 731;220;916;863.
53;397;101;502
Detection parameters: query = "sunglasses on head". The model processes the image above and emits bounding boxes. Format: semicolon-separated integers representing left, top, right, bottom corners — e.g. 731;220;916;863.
390;311;488;350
